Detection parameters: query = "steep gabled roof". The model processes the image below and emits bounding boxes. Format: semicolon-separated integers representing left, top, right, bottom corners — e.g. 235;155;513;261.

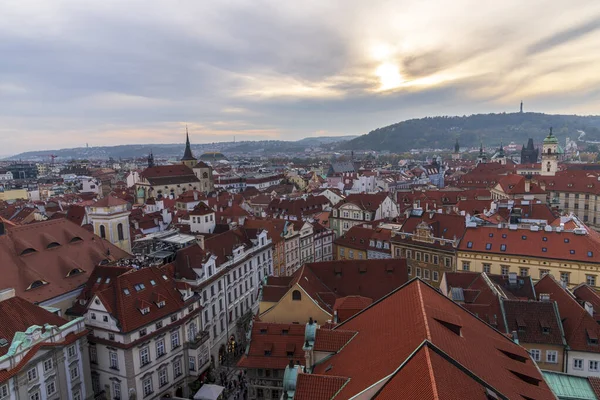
308;279;554;399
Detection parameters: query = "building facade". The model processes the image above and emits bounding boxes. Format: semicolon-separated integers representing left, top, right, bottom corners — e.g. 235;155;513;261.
87;196;132;254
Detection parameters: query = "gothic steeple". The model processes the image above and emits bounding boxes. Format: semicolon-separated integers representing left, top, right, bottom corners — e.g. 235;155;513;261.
147;150;155;168
454;138;460;153
181;125;197;164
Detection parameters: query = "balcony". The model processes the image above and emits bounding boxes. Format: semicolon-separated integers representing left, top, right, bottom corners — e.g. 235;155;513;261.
188;330;210;349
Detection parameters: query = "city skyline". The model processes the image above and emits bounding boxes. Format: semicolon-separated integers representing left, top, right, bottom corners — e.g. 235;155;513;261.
1;0;600;154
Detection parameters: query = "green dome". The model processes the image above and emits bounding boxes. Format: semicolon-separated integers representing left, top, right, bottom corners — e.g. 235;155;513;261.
544;129;559;145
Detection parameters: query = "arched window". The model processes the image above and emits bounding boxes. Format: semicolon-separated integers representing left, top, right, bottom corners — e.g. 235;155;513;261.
547;162;551;172
202;172;208;179
99;225;106;239
292;290;302;301
117;223;124;241
547;148;551;155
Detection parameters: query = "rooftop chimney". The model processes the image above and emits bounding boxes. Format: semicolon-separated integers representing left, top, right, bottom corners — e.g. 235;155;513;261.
0;288;15;302
196;235;205;250
193;191;198;201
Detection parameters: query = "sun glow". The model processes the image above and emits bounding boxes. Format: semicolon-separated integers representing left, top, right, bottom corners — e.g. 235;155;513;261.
375;63;403;91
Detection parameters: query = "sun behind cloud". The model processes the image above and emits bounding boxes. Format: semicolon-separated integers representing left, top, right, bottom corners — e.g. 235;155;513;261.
375;62;404;91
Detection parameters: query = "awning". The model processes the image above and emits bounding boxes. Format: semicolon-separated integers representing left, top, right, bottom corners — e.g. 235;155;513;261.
194;384;225;400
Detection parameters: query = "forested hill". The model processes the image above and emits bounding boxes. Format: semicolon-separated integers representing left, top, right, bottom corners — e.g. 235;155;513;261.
340;112;600;152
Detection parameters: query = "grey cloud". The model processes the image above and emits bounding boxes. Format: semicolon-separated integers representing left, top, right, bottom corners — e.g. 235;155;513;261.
526;16;600;55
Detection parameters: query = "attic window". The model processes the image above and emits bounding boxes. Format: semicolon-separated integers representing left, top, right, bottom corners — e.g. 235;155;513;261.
589;251;594;257
500;244;507;251
521;235;527;240
70;236;83;243
502;234;507;239
542;237;547;241
564;238;570;243
434;318;461;336
162;275;168;281
542;248;547;252
27;280;46;290
156;300;165;308
358;266;367;274
260;328;268;334
509;370;541;386
140;307;150;315
587;329;598;345
499;349;528;363
467;241;473;248
20;248;36;256
67;268;84;277
489;233;493;238
123;288;130;295
570;250;575;254
47;242;61;249
485;243;492;250
150;280;156;286
96;277;102;284
134;283;146;292
0;338;8;347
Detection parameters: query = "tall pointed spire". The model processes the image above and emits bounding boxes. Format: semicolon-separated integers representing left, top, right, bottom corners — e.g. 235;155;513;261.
181;125;196;162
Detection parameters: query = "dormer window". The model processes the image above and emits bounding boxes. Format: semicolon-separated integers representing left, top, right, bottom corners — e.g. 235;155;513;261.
68;268;84;277
587;329;598;345
47;242;60;249
20;248;36;256
140;307;150;315
156;301;165;308
27;280;46;290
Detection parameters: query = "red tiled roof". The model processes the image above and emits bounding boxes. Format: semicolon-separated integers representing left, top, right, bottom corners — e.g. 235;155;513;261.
0;219;131;304
72;265;194;333
309;279;554;399
65;205;86;226
460;226;600;264
502;299;565;346
0;296;69;357
588;377;600;399
92;195;129;207
189;202;214;216
334;192;390;212
333;296;373;322
293;373;348;400
236;321;305;370
313;329;356;352
535;274;600;353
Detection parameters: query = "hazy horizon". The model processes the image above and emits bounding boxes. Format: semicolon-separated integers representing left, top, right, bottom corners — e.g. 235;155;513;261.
2;1;600;154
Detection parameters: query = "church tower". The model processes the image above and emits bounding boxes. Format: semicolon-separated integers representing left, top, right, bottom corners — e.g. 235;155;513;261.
181;126;198;169
147;150;155;168
492;141;507;165
541;128;559;176
476;142;488;165
87;195;132;254
452;138;461;160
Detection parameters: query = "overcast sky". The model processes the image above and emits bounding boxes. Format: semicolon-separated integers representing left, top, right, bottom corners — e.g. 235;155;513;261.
1;0;600;155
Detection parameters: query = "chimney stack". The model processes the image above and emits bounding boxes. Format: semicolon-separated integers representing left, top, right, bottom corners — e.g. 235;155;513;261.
0;288;15;302
196;235;205;250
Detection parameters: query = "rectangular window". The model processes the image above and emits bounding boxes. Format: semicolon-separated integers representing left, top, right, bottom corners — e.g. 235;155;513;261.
27;367;37;382
174;359;182;377
113;382;121;399
0;384;8;399
590;360;599;372
416;267;422;278
73;391;81;400
588;275;597;287
156;339;165;358
483;263;491;274
70;365;79;381
143;377;153;396
159;368;168;387
110;351;119;369
539;269;550;279
406;250;412;259
520;267;529;277
546;350;558;364
407;265;412;275
462;262;470;272
560;272;570;285
171;331;180;349
189;356;196;371
416;252;421;261
423;269;431;280
43;358;53;372
501;265;509;275
46;381;56;396
444;257;450;268
433;271;439;282
573;358;584;370
530;349;541;362
67;345;76;358
29;392;40;400
140;346;150;366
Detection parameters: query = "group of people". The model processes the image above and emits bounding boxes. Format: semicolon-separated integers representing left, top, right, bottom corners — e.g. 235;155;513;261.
220;370;248;400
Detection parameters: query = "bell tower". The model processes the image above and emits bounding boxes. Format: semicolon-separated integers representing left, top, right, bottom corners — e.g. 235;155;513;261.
181;126;198;169
541;127;559;176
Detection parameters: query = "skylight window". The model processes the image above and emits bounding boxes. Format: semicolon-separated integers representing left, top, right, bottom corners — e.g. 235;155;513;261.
467;241;473;248
485;243;492;250
542;248;547;252
564;238;570;243
489;233;494;237
521;235;527;240
123;288;130;295
150;280;156;286
96;277;102;284
500;244;507;251
502;234;507;239
589;251;594;257
570;250;575;254
542;237;547;241
162;275;168;281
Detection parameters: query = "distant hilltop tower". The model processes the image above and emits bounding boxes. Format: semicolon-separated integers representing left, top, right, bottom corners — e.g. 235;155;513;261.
520;101;523;113
452;137;461;160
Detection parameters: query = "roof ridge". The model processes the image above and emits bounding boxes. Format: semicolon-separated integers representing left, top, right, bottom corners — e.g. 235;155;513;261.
424;344;440;400
417;281;432;341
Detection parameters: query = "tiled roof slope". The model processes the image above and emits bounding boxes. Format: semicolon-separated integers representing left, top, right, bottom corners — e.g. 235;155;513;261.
460;225;600;264
0;295;69;357
334;192;390;212
293;373;348;400
309;279;555;399
71;265;194;333
0;219;131;304
237;322;305;369
535;274;600;353
502;299;566;346
373;344;506;400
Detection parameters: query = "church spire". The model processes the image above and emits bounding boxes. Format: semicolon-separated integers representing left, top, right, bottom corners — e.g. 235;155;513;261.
454;137;460;153
148;149;155;168
181;125;197;162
